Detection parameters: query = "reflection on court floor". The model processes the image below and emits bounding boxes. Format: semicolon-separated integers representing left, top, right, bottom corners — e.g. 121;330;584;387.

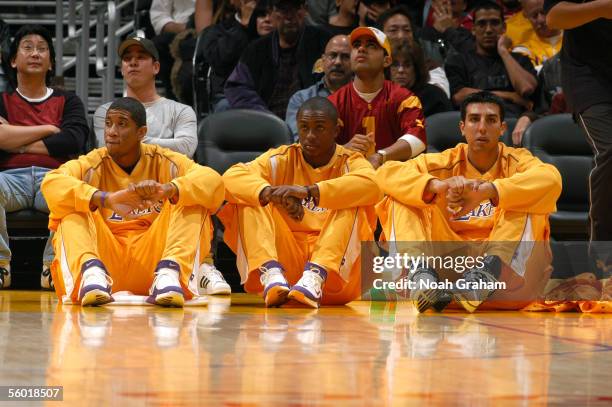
0;291;611;405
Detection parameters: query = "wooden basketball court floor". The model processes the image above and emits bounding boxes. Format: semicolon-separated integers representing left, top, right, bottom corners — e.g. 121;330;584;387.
0;291;611;406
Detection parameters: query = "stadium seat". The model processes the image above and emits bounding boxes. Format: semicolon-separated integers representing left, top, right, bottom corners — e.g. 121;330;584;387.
196;109;293;175
425;111;517;153
523;114;592;240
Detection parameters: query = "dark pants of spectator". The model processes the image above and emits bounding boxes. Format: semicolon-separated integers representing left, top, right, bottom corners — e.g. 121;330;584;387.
153;32;177;101
578;103;612;250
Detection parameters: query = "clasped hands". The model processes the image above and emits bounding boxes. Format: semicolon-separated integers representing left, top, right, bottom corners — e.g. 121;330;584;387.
91;180;178;219
425;176;498;219
259;184;319;222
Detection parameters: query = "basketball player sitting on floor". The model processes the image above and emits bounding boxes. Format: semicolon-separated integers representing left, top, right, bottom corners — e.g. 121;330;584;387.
41;97;224;307
376;91;562;313
218;97;382;308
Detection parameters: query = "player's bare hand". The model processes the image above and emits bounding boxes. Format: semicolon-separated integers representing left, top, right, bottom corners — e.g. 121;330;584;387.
269;185;309;203
281;196;304;221
448;181;495;219
259;186;273;206
106;189;147;218
344;133;374;155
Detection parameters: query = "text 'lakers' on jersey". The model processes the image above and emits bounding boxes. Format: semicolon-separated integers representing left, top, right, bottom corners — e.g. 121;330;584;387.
42;143;224;237
376;143;562;240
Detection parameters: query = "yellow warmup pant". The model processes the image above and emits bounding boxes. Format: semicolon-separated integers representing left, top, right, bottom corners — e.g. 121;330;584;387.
51;202;213;304
218;203;375;305
377;197;553;309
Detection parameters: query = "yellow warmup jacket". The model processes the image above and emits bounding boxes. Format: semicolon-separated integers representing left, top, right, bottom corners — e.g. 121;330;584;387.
376;142;562;240
42;143;225;234
223;143;383;231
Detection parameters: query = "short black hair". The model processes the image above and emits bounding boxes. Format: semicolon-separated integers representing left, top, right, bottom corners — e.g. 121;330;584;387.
377;5;414;33
460;91;506;122
8;24;56;88
107;97;147;128
297;96;338;123
472;1;504;20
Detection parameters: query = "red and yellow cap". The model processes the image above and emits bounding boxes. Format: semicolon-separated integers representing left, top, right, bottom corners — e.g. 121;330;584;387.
349;26;392;57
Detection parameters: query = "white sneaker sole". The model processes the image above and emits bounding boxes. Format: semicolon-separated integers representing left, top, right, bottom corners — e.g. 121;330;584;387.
154;291;185;307
287;289;319;309
202;284;231;295
264;285;290;307
81;289;112;306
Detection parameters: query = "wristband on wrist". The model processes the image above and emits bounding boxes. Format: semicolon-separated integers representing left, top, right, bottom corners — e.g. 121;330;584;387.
100;191;108;209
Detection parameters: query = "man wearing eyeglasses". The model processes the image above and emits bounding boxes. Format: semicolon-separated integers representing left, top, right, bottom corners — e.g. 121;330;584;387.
225;0;330;119
445;1;538;117
285;35;352;139
0;25;89;289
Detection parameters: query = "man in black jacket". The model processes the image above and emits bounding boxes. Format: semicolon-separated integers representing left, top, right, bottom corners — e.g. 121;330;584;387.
224;0;330;119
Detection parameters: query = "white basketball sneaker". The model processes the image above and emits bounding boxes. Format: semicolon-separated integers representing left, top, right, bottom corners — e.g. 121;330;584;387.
259;261;290;307
149;260;185;307
288;262;327;308
78;259;113;306
41;264;54;290
198;263;231;295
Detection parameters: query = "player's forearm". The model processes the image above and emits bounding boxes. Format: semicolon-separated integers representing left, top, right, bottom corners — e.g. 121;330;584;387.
546;0;611;30
0;124;56;149
172;165;224;209
316;170;381;208
500;51;537;97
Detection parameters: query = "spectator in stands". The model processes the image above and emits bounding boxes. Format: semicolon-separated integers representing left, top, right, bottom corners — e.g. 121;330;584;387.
94;36;197;158
92;36;230;294
506;0;533;44
511;0;562;70
444;1;537;117
359;0;391;26
0;25;88;289
378;6;451;97
150;0;196;101
546;0;612;255
325;0;360;35
307;0;337;26
329;27;426;169
510;53;564;146
420;0;476;56
286;35;352;138
224;0;330;119
390;41;452;117
423;0;473;29
201;0;274;113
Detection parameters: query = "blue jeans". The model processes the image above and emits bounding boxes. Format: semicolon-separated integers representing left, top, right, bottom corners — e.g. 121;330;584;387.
0;167;54;267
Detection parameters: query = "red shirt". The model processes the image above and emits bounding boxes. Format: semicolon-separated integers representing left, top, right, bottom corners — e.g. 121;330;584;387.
328;81;426;151
0;89;88;170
